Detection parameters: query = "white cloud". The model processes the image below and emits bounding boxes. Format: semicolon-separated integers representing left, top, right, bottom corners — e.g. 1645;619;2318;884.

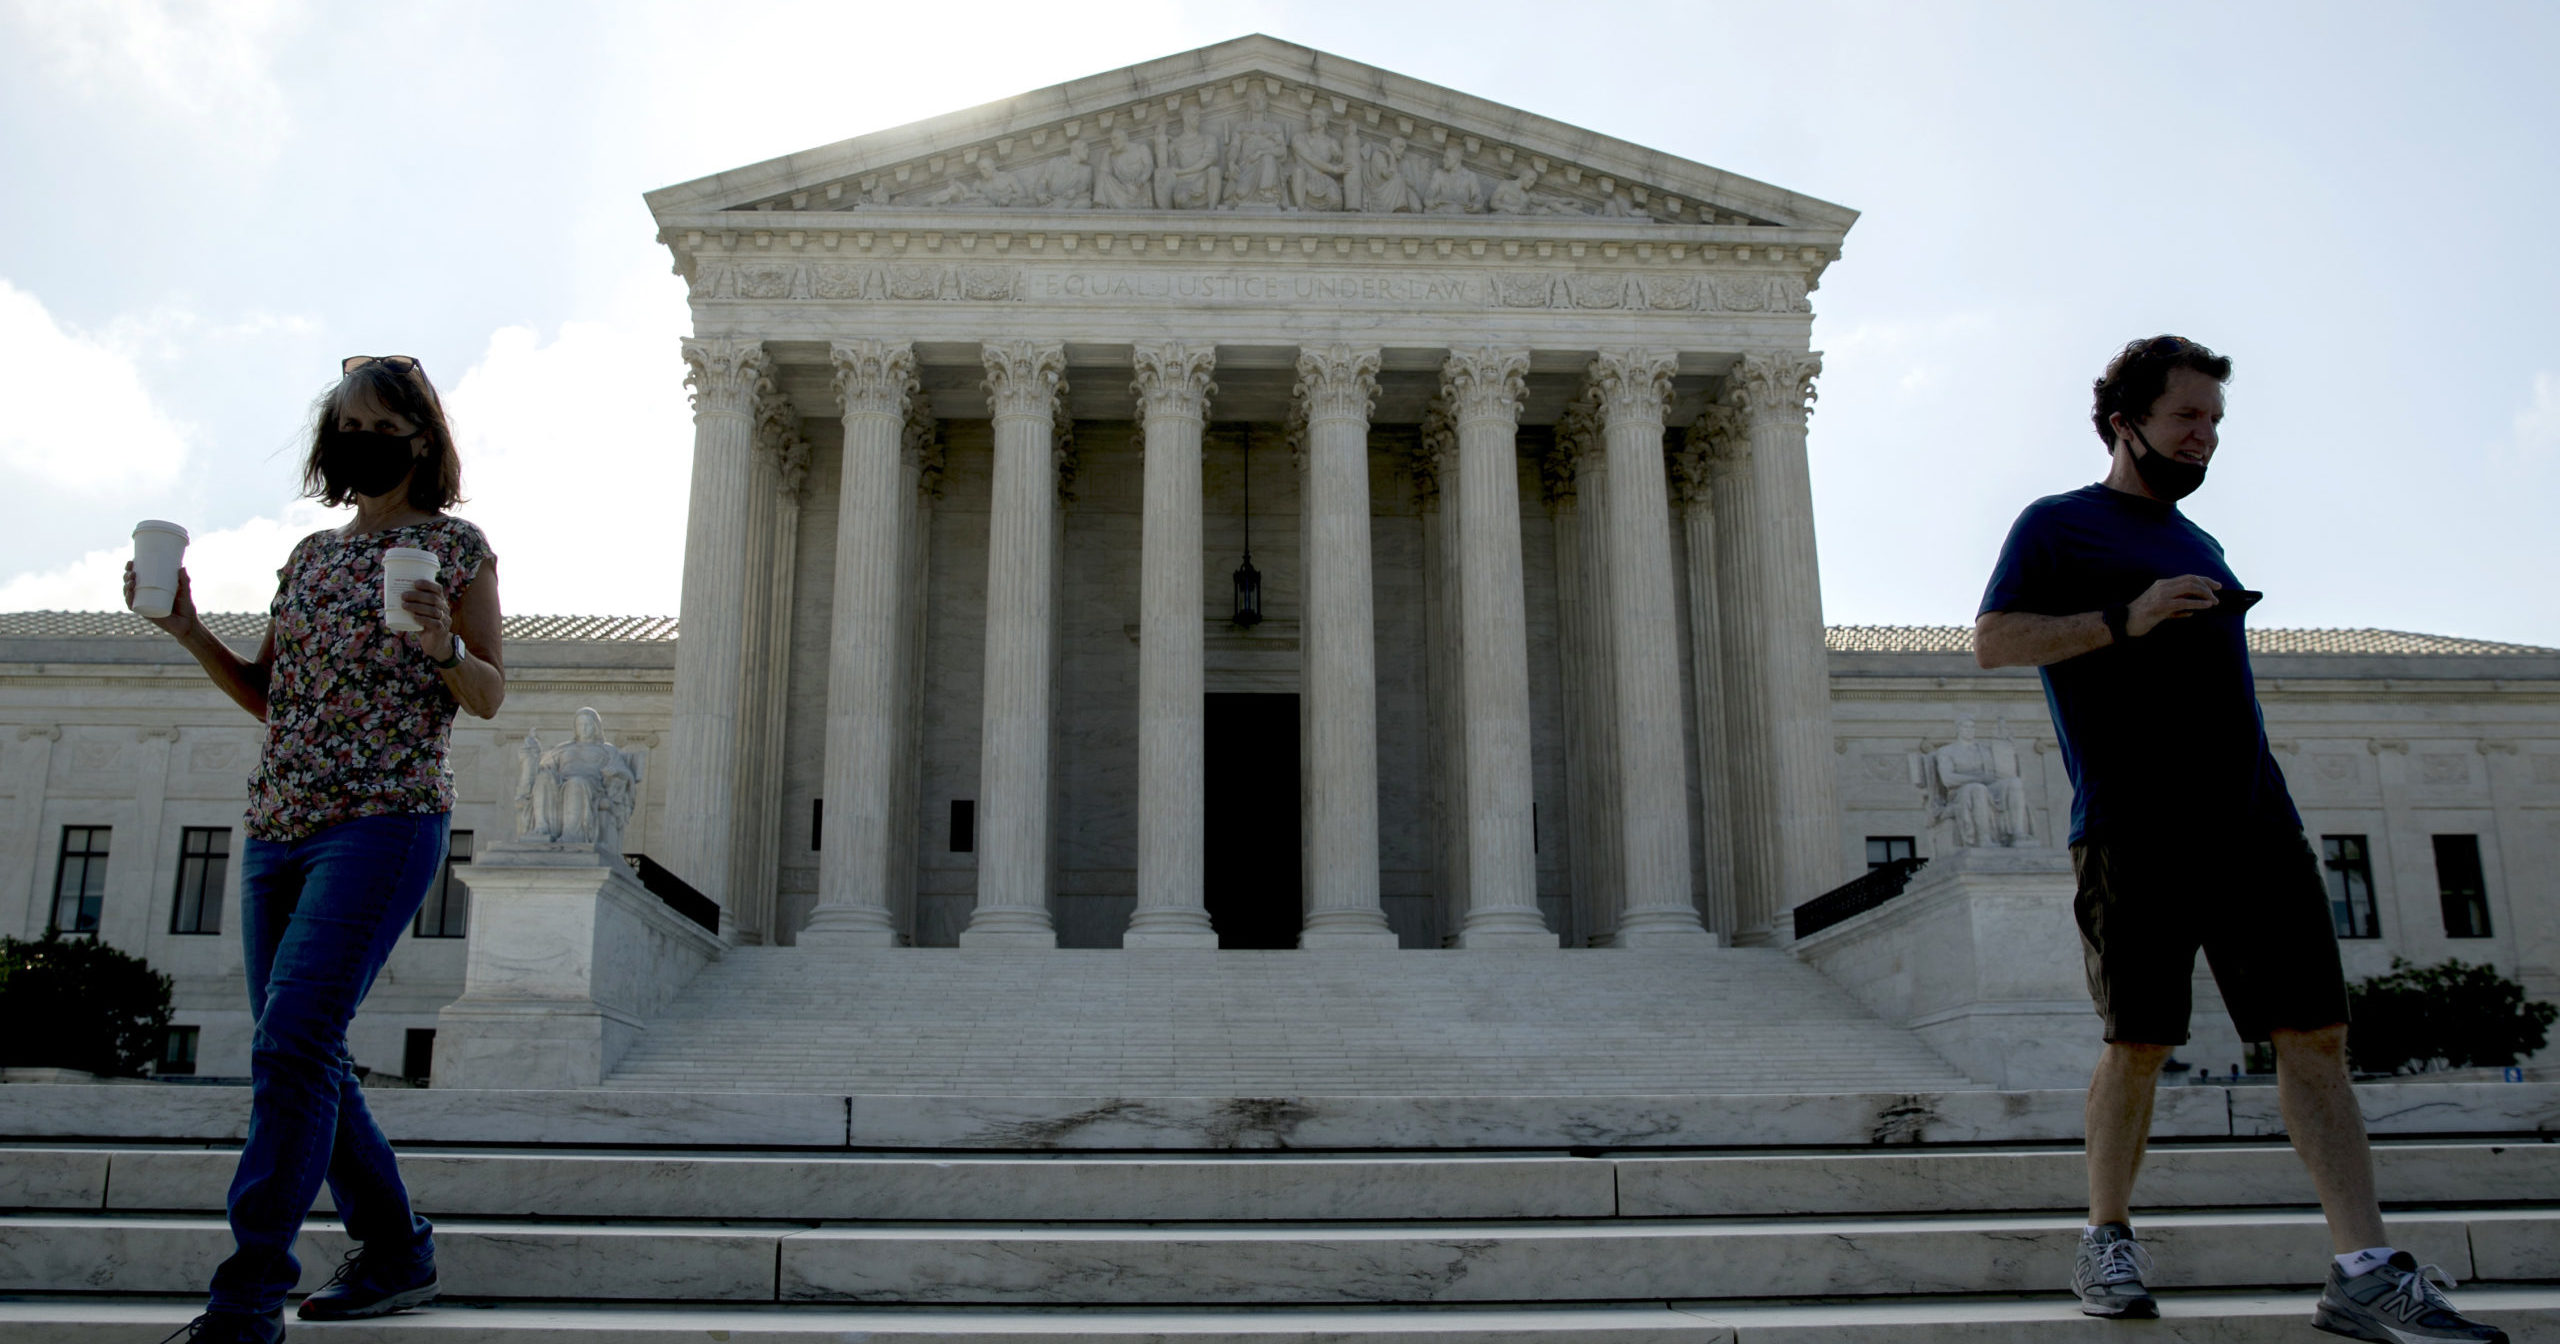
0;277;193;492
3;0;302;158
0;498;334;614
439;316;694;616
2511;370;2559;464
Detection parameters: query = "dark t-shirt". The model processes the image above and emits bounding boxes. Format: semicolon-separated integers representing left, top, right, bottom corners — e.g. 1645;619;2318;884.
1978;483;2300;845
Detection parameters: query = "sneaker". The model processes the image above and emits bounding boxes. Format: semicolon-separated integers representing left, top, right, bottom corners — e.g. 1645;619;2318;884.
2314;1250;2507;1343
2072;1222;2159;1319
294;1244;440;1321
156;1313;284;1344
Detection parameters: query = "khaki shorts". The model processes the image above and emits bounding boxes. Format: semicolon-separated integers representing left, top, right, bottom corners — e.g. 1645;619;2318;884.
2069;827;2351;1046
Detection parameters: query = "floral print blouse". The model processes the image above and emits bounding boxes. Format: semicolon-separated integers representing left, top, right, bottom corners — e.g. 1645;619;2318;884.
244;516;493;842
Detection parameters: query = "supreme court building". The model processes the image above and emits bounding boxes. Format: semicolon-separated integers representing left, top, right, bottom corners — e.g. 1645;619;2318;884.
650;35;1848;955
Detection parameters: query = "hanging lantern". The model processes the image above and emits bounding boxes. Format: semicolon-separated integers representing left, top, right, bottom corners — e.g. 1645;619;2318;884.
1233;429;1264;627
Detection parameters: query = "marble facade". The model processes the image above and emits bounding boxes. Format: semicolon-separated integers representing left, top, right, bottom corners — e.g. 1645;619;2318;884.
651;36;1851;955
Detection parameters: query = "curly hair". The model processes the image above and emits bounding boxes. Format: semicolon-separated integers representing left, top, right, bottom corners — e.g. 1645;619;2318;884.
300;360;464;511
2091;336;2231;452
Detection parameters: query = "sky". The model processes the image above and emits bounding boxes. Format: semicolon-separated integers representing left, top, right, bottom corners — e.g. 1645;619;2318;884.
1;1;2554;644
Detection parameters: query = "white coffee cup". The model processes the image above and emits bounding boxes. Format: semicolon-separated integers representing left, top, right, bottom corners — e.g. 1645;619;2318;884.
381;547;441;632
130;521;190;620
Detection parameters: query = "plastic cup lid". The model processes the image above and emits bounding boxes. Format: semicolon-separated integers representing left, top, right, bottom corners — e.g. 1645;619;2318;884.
382;546;440;564
133;520;190;542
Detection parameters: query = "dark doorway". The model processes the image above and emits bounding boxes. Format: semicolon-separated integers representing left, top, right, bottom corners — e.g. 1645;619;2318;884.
1205;692;1301;949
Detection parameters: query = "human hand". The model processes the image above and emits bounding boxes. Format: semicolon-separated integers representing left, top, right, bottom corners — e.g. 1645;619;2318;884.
124;561;201;639
2126;574;2223;638
401;579;456;662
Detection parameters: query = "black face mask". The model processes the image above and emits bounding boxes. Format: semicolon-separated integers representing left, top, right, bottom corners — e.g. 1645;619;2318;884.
2124;420;2207;502
321;428;420;499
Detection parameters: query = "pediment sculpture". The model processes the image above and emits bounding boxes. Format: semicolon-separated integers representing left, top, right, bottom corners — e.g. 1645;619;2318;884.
813;88;1677;221
1910;714;2038;850
515;707;647;857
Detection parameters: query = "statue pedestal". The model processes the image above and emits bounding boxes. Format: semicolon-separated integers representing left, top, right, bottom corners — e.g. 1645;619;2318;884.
432;843;725;1090
1792;848;2093;1090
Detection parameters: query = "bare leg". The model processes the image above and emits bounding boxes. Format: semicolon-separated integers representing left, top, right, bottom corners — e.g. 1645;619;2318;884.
2273;1022;2387;1252
2086;1041;2172;1226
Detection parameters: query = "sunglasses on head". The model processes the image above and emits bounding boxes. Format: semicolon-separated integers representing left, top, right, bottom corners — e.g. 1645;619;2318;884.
2138;335;2192;358
342;355;423;375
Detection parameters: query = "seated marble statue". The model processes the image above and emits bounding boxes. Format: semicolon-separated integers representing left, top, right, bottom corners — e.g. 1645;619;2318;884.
1914;714;2035;849
515;707;645;856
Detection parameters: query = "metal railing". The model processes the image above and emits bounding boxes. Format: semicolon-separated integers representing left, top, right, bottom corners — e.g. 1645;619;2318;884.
1791;856;1929;939
622;854;721;935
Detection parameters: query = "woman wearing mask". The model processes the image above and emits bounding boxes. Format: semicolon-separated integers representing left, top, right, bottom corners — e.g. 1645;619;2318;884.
133;355;503;1342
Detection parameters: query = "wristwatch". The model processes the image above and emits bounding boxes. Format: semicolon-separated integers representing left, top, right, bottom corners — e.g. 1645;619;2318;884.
430;635;467;671
2102;603;2132;644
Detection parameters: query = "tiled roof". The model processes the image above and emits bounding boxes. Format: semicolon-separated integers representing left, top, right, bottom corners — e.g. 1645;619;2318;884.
2;612;2545;657
0;611;679;642
1826;624;2558;657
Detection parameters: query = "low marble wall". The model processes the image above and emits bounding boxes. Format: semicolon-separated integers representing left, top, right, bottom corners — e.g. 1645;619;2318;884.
432;846;725;1089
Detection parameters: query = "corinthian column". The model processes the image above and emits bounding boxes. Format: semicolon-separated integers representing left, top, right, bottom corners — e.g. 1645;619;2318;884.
1675;412;1741;939
1728;350;1843;936
664;336;769;923
1589;350;1709;946
963;340;1067;947
1124;343;1220;948
1443;348;1551;948
802;340;916;947
1293;345;1397;948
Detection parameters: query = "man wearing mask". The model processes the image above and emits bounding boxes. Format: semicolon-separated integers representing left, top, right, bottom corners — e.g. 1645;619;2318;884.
1973;337;2504;1342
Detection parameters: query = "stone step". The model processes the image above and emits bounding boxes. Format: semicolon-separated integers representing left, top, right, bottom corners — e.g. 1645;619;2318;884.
6;1080;2553;1150
7;1208;2552;1304
10;1140;2550;1223
14;1292;2560;1343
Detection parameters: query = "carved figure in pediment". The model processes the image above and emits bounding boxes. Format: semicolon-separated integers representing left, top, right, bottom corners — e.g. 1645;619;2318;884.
1286;108;1351;212
1094;130;1152;210
1357;135;1420;214
1224;90;1290;208
972;159;1037;209
1423;146;1485;214
1490;168;1589;216
1036;141;1096;210
1156;107;1222;210
1598;192;1641;218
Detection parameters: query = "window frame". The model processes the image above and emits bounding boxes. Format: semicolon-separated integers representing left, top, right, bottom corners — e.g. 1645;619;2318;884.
2320;834;2380;940
158;1024;200;1077
50;826;111;936
169;826;230;936
412;829;473;939
2431;833;2493;939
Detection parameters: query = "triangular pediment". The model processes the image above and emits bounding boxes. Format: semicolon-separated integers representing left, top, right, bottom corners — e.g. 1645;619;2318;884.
646;35;1855;234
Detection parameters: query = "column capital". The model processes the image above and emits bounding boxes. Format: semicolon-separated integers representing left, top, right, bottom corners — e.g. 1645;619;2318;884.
682;336;770;420
981;340;1067;422
753;381;811;500
904;399;945;498
1729;349;1823;425
1408;402;1458;508
1441;346;1529;428
1292;344;1382;426
1557;386;1607;470
1586;348;1679;430
1130;343;1218;427
1674;404;1750;505
830;340;917;420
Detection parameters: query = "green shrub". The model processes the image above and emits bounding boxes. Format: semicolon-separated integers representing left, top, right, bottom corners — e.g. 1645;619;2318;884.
0;933;174;1077
2347;957;2558;1076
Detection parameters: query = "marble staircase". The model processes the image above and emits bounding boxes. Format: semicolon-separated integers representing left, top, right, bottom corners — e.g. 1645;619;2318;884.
604;947;1981;1095
2;1081;2557;1340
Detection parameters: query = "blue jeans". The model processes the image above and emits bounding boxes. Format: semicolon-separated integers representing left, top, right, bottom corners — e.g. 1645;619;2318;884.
209;812;444;1315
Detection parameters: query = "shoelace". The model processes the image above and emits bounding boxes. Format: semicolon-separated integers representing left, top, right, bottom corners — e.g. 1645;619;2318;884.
2375;1262;2460;1322
314;1245;368;1290
155;1317;221;1344
2091;1237;2155;1287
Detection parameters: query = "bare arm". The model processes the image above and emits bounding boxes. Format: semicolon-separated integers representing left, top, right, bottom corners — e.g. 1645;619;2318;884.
403;558;508;719
1974;574;2225;669
125;564;275;720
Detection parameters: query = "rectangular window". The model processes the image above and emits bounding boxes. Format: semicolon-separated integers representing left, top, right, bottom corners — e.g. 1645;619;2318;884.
413;830;473;939
949;800;976;854
1865;836;1916;870
50;826;110;935
170;827;229;935
2321;835;2379;940
2433;834;2492;938
158;1025;199;1077
403;1028;437;1083
811;798;822;852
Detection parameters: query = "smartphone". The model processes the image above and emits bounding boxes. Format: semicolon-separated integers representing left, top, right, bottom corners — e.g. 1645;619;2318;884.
2213;588;2264;614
